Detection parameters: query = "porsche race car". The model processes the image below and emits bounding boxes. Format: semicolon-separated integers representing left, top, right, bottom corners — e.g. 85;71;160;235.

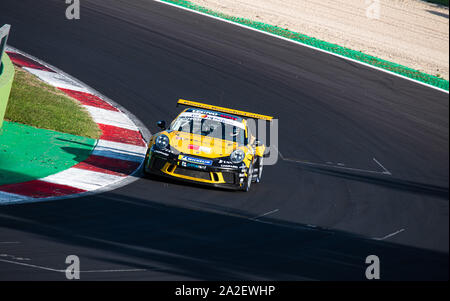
143;99;273;191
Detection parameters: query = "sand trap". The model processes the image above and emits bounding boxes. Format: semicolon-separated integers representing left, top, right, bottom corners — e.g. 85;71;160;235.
190;0;449;80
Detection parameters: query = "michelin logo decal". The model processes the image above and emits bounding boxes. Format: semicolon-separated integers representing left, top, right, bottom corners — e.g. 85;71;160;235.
179;155;213;166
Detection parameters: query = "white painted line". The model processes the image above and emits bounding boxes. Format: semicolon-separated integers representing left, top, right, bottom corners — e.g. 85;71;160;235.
272;145;284;160
22;68;90;93
0;259;61;272
93;139;147;162
75;268;147;273
277;146;391;176
0;259;146;273
283;157;390;176
248;216;333;234
83;105;138;131
373;228;405;240
250;209;279;220
155;0;448;94
373;158;392;176
42;168;124;191
0;254;31;261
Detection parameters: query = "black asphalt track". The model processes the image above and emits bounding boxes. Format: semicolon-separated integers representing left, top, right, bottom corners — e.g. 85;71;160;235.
0;0;448;280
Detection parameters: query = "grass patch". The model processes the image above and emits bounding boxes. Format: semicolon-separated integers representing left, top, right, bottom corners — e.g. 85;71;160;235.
5;66;101;139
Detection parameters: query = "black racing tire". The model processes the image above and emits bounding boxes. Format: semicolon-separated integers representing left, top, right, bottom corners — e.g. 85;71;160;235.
242;163;253;192
253;157;263;183
142;149;151;175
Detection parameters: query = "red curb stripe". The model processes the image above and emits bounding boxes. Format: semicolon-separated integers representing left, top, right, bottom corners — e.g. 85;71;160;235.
99;123;146;146
73;155;141;176
58;88;119;112
6;51;54;72
0;180;86;198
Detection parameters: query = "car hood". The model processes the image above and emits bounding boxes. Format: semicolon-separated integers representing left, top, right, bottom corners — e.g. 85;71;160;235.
168;131;239;158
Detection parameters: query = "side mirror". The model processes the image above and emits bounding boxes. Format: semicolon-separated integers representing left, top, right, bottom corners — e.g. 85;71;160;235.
157;120;166;130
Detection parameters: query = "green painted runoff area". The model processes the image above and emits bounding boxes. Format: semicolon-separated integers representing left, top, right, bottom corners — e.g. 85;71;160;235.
0;121;96;185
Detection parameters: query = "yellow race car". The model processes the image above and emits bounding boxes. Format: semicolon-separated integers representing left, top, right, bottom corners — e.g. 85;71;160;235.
143;99;273;191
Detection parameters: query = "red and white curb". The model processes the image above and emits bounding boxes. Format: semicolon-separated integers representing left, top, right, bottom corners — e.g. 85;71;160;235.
0;48;149;205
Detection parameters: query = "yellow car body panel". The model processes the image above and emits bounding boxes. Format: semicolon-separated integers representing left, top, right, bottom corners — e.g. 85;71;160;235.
150;129;255;159
161;162;227;184
167;131;239;158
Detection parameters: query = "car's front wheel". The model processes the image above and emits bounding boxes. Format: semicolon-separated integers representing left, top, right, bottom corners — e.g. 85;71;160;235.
142;149;151;175
253;157;263;183
242;163;253;192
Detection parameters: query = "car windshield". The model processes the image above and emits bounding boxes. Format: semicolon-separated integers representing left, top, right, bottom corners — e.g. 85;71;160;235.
170;111;246;144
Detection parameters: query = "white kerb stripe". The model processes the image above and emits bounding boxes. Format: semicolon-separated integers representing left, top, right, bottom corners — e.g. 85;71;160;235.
0;191;27;204
83;106;138;131
42;168;124;191
92;139;147;163
23;68;90;93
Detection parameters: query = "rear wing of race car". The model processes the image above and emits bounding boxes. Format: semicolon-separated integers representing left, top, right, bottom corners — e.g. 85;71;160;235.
177;99;274;121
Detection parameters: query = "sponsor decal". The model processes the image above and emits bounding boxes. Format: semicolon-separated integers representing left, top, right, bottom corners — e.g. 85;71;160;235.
219;114;237;120
188;144;212;154
153;150;169;156
191;109;218;116
218;159;234;164
181;161;207;170
178;112;245;129
191;109;239;121
220;164;239;169
179;155;213;166
200;146;212;153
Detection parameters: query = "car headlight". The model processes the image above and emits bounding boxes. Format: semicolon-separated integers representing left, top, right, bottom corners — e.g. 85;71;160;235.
155;134;170;149
230;149;245;164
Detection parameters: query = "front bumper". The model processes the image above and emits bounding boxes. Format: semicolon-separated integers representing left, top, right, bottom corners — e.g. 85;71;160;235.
144;147;247;190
